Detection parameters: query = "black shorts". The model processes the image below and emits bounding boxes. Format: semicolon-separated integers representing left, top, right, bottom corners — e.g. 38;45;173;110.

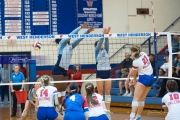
96;70;111;79
52;54;67;76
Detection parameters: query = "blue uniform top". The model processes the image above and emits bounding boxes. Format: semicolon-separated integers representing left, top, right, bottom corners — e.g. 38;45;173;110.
64;93;89;113
58;26;89;70
28;88;35;103
95;38;111;70
10;72;25;86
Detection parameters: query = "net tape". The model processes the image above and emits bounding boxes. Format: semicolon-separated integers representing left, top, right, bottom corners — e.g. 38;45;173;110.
0;76;178;86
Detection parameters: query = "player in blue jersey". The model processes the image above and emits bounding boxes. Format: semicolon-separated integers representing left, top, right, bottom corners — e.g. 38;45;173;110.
52;22;94;100
36;75;62;120
94;27;111;119
85;83;109;120
21;76;41;120
63;82;89;120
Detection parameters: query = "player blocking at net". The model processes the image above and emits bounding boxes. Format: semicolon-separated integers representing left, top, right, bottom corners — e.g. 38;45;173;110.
127;44;154;120
52;22;94;100
94;27;111;119
35;75;62;120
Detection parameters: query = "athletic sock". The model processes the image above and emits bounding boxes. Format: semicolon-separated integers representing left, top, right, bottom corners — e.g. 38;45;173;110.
130;112;135;119
135;114;141;119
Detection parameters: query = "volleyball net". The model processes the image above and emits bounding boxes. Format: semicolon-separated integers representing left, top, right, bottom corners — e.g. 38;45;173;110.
0;32;179;87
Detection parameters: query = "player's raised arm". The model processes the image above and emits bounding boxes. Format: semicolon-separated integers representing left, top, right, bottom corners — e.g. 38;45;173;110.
104;27;111;53
71;27;94;49
59;22;88;46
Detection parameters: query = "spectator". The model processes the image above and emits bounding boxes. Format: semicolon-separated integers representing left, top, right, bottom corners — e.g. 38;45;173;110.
10;64;25;117
160;56;169;72
72;65;82;94
116;53;133;78
19;64;27;79
123;68;134;96
117;68;129;96
165;35;180;57
159;67;179;97
152;68;164;97
0;64;10;104
149;54;156;75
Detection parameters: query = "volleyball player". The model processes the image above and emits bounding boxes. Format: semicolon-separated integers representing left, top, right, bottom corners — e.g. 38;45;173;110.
21;76;41;120
94;27;111;115
63;82;89;120
127;44;154;120
35;75;62;120
52;22;94;99
162;80;180;120
85;83;109;120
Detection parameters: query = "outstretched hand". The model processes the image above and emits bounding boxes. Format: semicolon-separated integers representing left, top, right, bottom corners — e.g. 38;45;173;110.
102;27;111;34
88;27;94;33
81;22;88;28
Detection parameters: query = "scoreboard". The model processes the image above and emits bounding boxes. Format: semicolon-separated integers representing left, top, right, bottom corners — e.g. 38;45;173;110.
0;0;103;36
0;0;59;35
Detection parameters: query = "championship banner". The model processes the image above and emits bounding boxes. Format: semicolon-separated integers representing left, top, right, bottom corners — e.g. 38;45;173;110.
77;0;103;28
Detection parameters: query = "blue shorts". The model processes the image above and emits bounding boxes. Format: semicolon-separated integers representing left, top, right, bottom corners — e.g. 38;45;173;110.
138;74;154;87
88;114;109;120
64;111;86;120
37;107;58;120
96;70;111;79
52;54;67;76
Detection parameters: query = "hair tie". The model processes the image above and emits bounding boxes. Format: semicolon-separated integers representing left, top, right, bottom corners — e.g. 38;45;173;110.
86;85;91;89
71;89;76;92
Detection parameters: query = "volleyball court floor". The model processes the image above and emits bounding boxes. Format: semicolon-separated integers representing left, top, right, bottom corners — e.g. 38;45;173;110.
0;97;165;120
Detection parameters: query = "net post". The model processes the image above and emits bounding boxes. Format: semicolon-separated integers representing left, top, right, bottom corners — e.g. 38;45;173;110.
153;32;158;79
167;33;173;78
148;37;151;55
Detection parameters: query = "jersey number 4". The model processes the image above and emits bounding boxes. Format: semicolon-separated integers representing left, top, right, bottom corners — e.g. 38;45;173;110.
70;95;76;101
40;89;48;97
169;94;179;100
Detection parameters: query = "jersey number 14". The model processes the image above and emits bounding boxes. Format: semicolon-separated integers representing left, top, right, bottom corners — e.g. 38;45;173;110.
40;89;48;97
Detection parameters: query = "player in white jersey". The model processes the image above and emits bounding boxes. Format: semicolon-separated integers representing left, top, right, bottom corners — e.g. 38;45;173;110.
127;44;154;120
162;80;180;120
85;83;109;120
35;75;62;120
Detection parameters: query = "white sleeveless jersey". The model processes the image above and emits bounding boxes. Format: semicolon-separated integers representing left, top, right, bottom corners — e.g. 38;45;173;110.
162;92;180;120
97;49;111;70
36;86;58;107
88;93;106;117
133;52;153;75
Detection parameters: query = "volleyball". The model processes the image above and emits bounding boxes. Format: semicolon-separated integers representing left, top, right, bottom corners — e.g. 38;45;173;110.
32;41;42;50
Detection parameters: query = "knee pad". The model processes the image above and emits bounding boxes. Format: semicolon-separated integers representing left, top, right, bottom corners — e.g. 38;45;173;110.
22;110;27;116
131;101;139;107
105;95;111;103
139;101;145;106
60;91;66;96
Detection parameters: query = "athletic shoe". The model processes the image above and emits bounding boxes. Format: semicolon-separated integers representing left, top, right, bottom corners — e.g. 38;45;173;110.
123;92;129;96
127;93;133;96
117;93;123;96
136;117;141;120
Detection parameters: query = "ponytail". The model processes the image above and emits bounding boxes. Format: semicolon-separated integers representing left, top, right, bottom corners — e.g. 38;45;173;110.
85;83;98;106
131;44;141;58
